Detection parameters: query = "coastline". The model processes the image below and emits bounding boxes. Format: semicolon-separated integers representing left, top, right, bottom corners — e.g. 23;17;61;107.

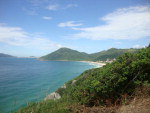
78;61;106;68
44;61;106;101
38;59;106;67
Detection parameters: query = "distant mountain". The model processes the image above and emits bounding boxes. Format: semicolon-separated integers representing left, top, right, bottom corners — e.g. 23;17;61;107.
40;48;91;61
0;53;14;57
40;47;139;61
90;48;138;61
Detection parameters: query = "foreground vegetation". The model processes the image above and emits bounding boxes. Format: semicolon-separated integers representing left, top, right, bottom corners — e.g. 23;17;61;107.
17;47;150;113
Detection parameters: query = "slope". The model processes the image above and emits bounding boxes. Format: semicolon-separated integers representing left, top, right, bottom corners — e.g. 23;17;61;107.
90;48;138;61
40;47;91;61
40;47;139;61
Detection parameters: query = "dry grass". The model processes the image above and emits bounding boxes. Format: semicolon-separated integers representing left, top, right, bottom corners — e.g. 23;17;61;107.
69;86;150;113
116;86;150;113
69;105;117;113
116;98;150;113
69;97;150;113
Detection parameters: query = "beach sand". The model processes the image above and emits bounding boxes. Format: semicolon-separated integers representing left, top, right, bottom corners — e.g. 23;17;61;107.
79;61;106;68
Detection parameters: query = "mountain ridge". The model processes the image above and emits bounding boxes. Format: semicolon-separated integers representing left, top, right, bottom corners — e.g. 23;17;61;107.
40;47;139;61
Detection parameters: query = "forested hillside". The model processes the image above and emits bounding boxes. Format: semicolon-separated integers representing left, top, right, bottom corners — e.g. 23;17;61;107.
40;48;91;61
90;48;138;61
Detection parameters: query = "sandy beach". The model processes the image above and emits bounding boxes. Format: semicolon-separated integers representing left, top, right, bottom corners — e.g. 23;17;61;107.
79;61;106;68
38;59;106;68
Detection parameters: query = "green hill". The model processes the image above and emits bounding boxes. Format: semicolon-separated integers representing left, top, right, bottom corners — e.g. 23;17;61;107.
40;47;138;61
40;47;91;61
91;48;138;61
17;47;150;113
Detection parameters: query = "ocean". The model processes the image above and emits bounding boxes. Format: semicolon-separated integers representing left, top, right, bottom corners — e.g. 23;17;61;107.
0;57;96;113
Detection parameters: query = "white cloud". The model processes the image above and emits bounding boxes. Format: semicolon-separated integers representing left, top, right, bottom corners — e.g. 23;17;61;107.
28;0;49;6
65;4;78;9
133;44;145;48
71;5;150;40
42;16;52;20
115;42;122;44
0;24;62;50
23;7;38;15
24;0;50;15
58;21;83;27
46;4;78;11
46;4;59;10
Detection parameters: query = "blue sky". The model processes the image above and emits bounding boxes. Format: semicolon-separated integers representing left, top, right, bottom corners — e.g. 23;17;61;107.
0;0;150;57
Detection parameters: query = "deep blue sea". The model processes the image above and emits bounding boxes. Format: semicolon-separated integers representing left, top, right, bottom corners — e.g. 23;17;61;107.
0;57;96;113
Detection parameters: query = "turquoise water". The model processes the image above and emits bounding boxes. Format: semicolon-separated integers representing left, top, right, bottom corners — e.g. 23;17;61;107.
0;58;96;113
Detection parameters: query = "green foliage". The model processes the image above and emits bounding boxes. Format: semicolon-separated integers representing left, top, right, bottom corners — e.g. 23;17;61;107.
18;47;150;112
17;99;71;113
39;47;139;61
40;48;91;61
91;48;138;61
61;47;150;106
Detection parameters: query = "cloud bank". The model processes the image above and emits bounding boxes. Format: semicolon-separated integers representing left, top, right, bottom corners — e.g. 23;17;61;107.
72;5;150;40
46;4;78;11
64;4;78;9
46;4;59;10
58;21;83;27
133;44;145;48
0;24;62;50
42;16;52;20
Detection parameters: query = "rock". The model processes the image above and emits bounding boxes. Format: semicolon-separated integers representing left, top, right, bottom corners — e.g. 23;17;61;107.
61;84;66;89
44;92;61;101
72;80;77;85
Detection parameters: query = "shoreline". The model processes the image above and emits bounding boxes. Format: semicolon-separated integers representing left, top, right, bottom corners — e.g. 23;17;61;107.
78;61;106;68
38;59;106;67
44;61;106;101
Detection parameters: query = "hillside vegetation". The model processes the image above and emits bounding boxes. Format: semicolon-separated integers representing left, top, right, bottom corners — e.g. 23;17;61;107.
39;47;138;61
40;48;91;61
90;48;138;61
17;47;150;113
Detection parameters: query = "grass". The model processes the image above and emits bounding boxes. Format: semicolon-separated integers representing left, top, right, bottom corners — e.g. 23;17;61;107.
17;99;70;113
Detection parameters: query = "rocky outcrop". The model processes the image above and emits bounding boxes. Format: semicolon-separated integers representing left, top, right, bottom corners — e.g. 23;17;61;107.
44;92;61;101
61;84;66;89
72;80;77;85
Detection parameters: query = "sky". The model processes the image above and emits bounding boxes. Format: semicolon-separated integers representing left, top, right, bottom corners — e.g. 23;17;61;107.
0;0;150;57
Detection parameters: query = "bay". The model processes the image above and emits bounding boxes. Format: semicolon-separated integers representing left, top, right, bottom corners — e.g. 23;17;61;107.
0;58;96;113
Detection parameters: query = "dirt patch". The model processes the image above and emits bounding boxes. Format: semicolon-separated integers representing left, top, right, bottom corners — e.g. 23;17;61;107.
69;105;118;113
116;98;150;113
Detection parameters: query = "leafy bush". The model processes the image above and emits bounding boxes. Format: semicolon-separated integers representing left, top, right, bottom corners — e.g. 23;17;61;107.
62;47;150;106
